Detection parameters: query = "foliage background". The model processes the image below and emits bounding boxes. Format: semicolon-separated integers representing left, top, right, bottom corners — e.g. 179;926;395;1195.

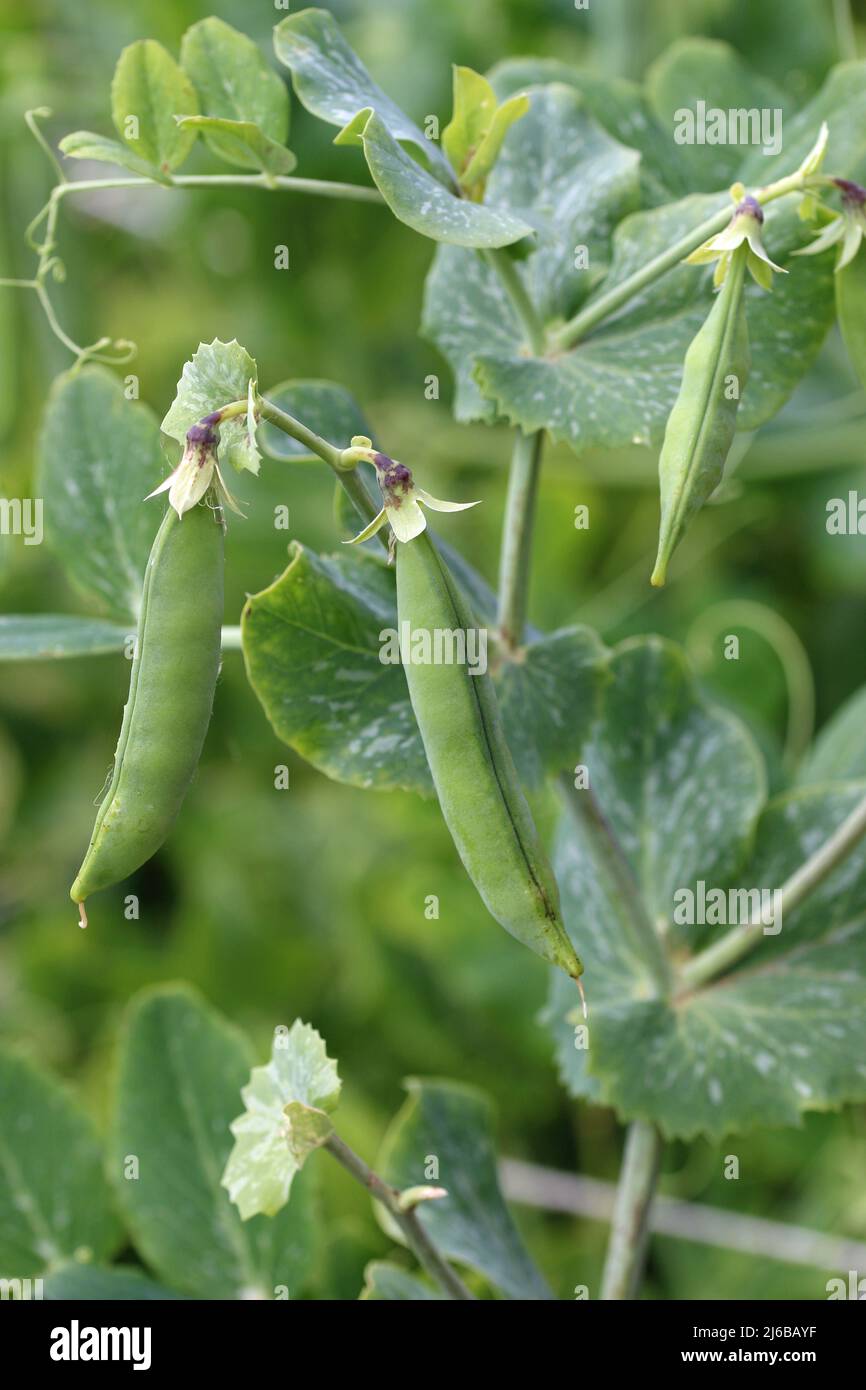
1;0;865;1298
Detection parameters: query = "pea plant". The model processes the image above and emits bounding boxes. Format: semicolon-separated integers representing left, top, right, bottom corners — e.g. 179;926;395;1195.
3;11;866;1302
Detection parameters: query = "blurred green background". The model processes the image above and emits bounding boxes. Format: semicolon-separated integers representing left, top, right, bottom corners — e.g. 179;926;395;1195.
1;0;865;1300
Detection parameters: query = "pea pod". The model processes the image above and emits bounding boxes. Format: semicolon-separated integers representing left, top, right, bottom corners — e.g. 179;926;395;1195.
396;530;582;979
836;252;866;394
70;500;224;917
651;246;750;587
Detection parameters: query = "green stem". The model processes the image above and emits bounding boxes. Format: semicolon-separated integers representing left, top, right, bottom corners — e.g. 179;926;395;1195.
480;249;550;647
600;1121;663;1300
258;396;388;551
3;169;382;365
496;431;544;646
52;173;383;204
25;107;66;184
678;789;866;992
481;247;547;355
833;0;858;61
258;397;343;469
687;600;815;774
324;1132;476;1300
550;170;807;352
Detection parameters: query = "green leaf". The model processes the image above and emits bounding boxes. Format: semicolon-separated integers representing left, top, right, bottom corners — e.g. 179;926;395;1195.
242;543;432;795
496;626;609;788
577;637;766;925
42;1265;187;1300
561;784;866;1139
111;39;199;175
112;986;316;1299
180;16;289;171
442;66;498;178
798;685;866;786
161;339;259;474
647;39;790;192
467;194;834;451
461;92;528;194
360;1261;444;1300
261;379;372;462
57;131;169;184
423;83;640;419
544;636;768;1105
0;615;131;662
442;67;528;196
222;1021;340;1222
241;542;605;794
544;640;866;1138
37;367;165;618
489;58;685;204
336;108;532;248
836;253;866;394
176;116;295;177
0;1049;119;1277
273;7;451;183
378;1079;552;1300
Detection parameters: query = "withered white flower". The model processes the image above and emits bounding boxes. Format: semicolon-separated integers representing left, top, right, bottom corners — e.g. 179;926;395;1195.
344;446;479;545
794;178;866;271
146;415;243;519
686;192;787;290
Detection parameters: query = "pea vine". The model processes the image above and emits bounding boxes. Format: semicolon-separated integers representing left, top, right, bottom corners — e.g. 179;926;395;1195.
4;10;866;1303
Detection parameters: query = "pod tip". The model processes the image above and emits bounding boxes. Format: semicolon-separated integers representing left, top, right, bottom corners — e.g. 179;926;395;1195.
575;974;587;1020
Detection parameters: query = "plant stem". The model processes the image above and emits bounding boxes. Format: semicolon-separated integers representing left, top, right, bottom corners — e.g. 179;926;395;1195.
502;1157;866;1274
258;397;344;470
600;1120;663;1300
550;170;807;352
324;1132;476;1300
52;172;383;204
678;789;866;992
481;247;547;355
686;600;815;774
258;396;388;551
833;0;858;61
496;430;544;646
481;245;549;650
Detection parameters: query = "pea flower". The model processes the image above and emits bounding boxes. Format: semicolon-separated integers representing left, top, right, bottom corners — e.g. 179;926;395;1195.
686;192;787;290
794;178;866;270
146;414;243;519
343;441;479;544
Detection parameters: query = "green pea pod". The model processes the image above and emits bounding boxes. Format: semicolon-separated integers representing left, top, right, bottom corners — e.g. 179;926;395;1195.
70;501;224;917
836;253;866;394
651;248;750;587
396;530;582;979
